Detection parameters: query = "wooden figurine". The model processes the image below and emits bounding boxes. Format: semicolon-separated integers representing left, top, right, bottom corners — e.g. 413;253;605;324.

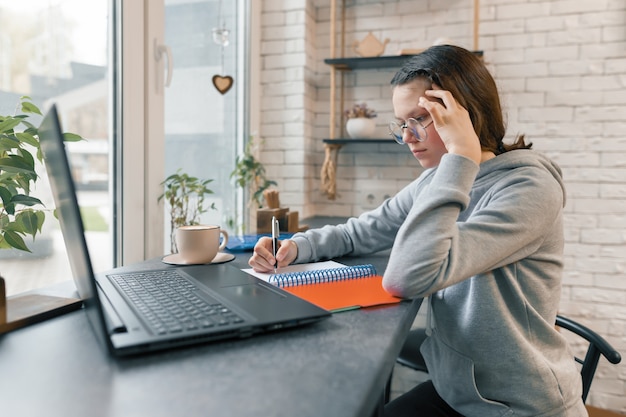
352;32;390;57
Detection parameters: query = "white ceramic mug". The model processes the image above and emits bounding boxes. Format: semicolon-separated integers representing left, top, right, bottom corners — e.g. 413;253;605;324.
175;225;228;264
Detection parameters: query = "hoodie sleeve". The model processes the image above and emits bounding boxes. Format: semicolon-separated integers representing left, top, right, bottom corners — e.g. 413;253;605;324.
382;153;564;299
291;173;434;263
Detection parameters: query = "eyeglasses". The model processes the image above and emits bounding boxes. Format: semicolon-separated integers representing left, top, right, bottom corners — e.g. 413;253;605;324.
388;117;434;144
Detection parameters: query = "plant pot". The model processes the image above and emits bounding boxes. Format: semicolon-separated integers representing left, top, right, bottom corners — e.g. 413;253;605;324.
0;276;6;324
346;117;376;139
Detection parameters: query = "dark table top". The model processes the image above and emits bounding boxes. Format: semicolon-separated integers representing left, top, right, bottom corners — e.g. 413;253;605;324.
0;216;420;417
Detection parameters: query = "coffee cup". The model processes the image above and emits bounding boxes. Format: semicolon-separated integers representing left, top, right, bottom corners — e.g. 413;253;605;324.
175;225;228;264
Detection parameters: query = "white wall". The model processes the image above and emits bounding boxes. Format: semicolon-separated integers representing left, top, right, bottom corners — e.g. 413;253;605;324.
256;0;626;412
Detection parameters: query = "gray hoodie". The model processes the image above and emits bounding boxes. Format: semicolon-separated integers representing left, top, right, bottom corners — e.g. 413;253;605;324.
292;151;587;417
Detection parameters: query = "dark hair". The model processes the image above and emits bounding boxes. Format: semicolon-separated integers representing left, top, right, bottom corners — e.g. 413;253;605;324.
390;45;531;154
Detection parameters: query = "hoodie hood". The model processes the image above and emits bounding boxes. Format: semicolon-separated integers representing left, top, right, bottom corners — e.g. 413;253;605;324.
476;149;566;207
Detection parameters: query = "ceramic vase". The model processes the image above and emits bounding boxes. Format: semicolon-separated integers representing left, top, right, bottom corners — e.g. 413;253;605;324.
346;118;376;139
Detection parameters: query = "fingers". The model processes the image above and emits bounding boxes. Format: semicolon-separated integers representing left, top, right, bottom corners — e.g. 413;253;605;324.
248;237;276;272
419;88;482;164
422;88;456;116
248;237;298;272
276;239;298;268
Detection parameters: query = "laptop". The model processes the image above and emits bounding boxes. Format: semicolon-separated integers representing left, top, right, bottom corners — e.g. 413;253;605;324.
38;104;330;357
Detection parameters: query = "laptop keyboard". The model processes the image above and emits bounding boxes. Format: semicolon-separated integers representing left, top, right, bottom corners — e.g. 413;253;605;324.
109;270;244;335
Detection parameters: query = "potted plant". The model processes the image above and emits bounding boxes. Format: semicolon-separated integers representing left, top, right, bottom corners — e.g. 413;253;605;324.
1;96;82;253
158;169;217;254
228;135;277;234
1;96;82;332
230;135;277;209
344;102;377;139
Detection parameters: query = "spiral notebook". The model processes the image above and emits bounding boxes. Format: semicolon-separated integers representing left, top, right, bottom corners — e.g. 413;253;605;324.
242;261;402;312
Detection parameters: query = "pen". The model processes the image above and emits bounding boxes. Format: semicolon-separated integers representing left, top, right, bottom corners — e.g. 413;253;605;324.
272;216;279;274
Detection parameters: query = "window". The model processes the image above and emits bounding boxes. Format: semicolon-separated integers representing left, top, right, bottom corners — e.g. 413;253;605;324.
1;0;249;295
161;0;247;253
0;0;111;295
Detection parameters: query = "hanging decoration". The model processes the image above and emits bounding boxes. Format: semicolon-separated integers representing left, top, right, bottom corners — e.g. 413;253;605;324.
211;0;233;95
212;74;233;94
321;144;342;200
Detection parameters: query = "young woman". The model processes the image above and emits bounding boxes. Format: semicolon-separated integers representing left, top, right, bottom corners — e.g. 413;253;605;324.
249;45;587;417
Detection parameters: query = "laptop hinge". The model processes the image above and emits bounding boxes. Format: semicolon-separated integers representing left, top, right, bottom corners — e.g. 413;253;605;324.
96;284;127;334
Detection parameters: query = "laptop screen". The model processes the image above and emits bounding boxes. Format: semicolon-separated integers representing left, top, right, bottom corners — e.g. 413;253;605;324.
38;104;109;347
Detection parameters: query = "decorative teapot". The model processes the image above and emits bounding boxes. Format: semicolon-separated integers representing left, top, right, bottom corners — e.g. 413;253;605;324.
352;32;390;57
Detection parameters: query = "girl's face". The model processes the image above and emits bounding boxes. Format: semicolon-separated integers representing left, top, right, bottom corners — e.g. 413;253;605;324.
391;78;448;169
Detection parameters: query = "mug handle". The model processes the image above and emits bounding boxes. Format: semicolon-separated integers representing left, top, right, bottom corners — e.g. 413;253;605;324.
218;230;229;251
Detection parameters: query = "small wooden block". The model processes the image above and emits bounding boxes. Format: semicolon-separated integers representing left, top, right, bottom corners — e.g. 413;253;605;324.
257;207;289;233
277;216;289;232
286;211;300;233
263;189;280;209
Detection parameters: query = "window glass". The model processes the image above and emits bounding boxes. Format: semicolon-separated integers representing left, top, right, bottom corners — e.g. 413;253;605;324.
0;0;111;295
162;0;242;253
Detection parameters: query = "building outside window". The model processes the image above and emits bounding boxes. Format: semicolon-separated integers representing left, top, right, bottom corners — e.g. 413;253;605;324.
0;0;111;295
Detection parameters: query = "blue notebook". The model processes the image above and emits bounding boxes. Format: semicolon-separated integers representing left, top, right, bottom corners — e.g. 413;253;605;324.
226;233;295;252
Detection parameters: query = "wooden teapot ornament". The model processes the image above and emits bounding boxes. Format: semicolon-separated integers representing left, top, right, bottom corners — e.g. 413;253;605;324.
352;32;390;58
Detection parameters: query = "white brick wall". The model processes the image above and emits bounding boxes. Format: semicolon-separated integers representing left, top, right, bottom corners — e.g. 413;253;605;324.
257;0;626;412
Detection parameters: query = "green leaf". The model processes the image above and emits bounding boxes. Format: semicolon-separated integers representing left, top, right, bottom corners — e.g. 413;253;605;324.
22;121;37;131
21;101;42;115
0;236;12;249
16;131;39;147
36;210;45;233
18;146;35;167
63;132;83;142
0;135;20;150
0;154;36;174
0;117;22;134
0;213;8;228
3;201;15;215
16;175;33;194
0;186;11;208
16;210;40;236
11;194;44;207
2;230;31;252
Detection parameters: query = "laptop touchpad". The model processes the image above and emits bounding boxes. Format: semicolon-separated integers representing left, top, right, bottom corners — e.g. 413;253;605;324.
220;283;286;300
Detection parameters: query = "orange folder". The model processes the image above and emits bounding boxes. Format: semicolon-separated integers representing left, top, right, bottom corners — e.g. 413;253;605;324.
283;275;402;312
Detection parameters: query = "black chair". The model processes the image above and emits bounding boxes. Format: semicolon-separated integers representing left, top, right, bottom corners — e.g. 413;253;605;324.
387;315;622;403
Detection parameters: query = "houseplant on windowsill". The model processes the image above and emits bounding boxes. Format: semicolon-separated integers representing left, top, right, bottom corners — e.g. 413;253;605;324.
158;169;217;254
344;102;377;139
1;96;83;333
228;135;277;233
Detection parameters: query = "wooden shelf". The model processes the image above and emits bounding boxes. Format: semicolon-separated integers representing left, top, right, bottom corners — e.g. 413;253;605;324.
321;0;484;200
323;138;394;144
324;51;483;71
324;55;418;70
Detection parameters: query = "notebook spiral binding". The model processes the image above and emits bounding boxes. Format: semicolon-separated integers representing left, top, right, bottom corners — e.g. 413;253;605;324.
268;264;377;288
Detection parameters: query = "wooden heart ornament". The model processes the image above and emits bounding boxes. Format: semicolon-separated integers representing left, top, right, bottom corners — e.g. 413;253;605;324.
212;75;233;94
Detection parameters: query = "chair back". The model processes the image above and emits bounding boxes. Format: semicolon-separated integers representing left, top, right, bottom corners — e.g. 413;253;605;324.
392;315;622;404
555;315;622;402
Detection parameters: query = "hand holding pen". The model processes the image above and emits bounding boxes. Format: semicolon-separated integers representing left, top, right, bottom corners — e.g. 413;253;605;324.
248;224;299;273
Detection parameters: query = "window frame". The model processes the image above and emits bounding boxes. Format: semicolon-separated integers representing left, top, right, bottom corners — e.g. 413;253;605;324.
115;0;253;265
115;0;165;265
